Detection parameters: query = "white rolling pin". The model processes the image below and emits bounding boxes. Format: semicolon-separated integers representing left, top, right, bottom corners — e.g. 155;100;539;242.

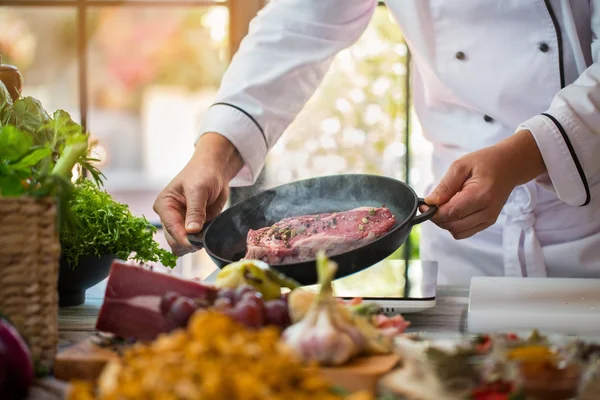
468;277;600;335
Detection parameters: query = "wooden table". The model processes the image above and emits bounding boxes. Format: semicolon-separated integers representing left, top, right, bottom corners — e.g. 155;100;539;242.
29;285;471;399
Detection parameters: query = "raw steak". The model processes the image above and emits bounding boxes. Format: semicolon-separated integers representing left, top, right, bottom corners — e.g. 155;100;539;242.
245;206;395;264
96;261;217;341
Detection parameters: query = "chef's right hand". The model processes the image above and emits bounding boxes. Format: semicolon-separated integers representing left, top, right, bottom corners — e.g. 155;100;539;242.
153;133;244;256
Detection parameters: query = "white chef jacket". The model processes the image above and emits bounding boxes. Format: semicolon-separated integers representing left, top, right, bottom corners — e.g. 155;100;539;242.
197;0;600;284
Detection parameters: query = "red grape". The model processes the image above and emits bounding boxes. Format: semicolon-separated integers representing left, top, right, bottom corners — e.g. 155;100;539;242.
213;297;233;310
165;296;197;328
240;290;263;302
233;285;256;303
193;298;211;309
264;299;290;328
159;291;180;316
225;296;265;328
238;292;264;311
217;288;236;305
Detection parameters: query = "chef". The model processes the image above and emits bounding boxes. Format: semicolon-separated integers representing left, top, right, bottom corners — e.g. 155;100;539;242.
154;0;600;285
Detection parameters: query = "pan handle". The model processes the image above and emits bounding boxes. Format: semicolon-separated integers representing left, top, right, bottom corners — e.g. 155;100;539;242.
410;198;438;225
186;219;214;249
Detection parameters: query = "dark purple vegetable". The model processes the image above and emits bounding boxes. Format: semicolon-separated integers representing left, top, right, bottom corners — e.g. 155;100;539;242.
0;342;7;394
0;317;34;399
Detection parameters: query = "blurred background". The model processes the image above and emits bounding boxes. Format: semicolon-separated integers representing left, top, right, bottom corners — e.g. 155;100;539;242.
0;0;433;286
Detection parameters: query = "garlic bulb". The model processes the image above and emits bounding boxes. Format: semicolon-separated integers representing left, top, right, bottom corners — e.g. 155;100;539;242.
282;251;365;366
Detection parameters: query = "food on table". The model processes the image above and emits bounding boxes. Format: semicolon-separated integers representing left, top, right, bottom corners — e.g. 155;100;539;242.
372;314;411;337
569;339;600;363
96;259;297;342
507;345;582;400
159;284;292;330
69;311;373;400
378;337;460;400
215;259;300;300
245;207;396;264
95;261;218;341
349;301;384;317
0;316;34;399
385;337;528;400
469;331;585;399
380;330;600;400
469;381;521;400
283;252;404;366
288;286;384;324
96;255;405;343
462;332;582;400
287;286;409;346
288;288;317;323
424;345;483;395
283;253;365;366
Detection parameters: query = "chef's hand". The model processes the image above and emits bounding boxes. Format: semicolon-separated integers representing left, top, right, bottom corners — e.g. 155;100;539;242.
153;133;244;256
423;130;546;239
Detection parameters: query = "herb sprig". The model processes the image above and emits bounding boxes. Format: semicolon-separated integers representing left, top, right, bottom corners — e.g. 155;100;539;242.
60;180;177;268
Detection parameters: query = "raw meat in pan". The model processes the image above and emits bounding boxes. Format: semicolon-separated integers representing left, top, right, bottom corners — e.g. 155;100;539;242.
245;207;395;264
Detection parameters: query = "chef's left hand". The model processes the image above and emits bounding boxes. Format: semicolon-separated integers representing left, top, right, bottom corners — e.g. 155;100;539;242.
422;130;547;239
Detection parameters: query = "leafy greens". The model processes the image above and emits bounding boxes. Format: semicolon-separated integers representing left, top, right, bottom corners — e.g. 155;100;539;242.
60;180;177;268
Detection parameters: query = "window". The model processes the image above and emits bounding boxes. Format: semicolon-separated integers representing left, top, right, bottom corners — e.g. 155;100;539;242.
1;1;432;282
1;0;261;279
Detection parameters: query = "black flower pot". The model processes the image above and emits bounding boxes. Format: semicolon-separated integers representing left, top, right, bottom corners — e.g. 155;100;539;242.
58;254;116;307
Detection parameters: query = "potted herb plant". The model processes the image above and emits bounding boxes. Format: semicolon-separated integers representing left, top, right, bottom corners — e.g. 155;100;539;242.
58;179;177;306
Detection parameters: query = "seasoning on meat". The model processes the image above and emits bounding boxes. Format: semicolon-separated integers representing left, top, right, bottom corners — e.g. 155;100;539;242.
245;207;396;264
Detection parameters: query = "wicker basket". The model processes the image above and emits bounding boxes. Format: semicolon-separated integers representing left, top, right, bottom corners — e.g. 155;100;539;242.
0;197;60;368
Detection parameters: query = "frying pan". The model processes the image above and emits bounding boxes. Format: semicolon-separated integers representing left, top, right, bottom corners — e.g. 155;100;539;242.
188;174;437;285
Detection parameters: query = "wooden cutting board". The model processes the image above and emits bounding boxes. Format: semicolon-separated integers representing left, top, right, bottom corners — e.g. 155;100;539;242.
319;353;402;394
54;337;122;382
54;337;401;394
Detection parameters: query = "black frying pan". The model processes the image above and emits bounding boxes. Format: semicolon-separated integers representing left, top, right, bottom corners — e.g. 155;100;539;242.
188;174;436;285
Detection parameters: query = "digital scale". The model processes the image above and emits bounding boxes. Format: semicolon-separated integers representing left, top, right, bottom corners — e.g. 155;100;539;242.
332;260;438;314
276;259;438;315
